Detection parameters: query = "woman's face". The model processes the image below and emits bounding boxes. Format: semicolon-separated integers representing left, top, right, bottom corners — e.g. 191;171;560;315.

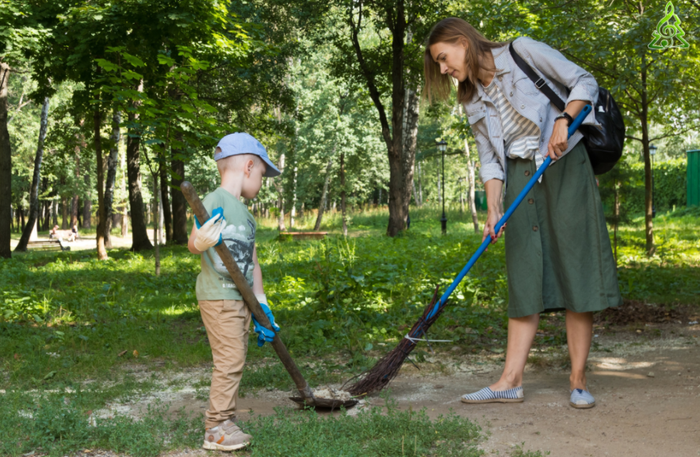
430;40;469;82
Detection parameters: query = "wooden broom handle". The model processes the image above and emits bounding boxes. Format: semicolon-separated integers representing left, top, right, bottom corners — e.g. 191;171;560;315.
180;181;314;400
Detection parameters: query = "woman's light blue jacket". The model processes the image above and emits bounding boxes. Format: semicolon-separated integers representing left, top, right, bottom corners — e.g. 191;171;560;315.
463;36;600;184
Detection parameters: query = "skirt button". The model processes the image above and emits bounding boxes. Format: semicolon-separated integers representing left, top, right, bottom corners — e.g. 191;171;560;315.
533;226;539;232
524;170;531;177
528;198;534;204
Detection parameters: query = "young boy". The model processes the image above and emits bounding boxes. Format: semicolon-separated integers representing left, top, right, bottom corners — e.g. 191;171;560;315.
188;132;281;451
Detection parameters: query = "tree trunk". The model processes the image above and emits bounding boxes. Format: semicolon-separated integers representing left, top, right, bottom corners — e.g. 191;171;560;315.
402;82;420;204
0;63;12;258
159;153;172;243
93;110;108;260
126;111;153;251
418;162;423;206
41;198;49;231
153;172;161;276
462;134;479;233
290;164;297;229
62;197;68;229
16;97;49;251
83;172;92;229
103;111;121;249
640;58;654;256
348;0;411;236
412;166;419;207
171;135;187;244
276;152;286;231
52;200;58;228
314;157;334;231
120;145;128;237
340;152;347;236
70;195;79;228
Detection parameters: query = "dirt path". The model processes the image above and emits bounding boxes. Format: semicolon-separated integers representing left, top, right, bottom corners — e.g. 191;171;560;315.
387;340;700;456
93;325;700;456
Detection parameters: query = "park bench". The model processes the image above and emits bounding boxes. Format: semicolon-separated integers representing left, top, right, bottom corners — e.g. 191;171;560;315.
27;239;70;251
278;231;328;241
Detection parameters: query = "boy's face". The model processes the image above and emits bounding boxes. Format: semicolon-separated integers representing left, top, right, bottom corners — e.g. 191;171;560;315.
241;159;267;200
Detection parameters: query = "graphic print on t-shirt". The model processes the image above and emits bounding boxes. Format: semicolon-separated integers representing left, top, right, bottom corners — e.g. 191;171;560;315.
210;218;256;287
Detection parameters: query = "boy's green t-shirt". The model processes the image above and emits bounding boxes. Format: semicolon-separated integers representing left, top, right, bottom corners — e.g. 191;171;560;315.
196;188;256;301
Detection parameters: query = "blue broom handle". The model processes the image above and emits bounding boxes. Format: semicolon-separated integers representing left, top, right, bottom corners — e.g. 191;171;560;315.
424;104;592;322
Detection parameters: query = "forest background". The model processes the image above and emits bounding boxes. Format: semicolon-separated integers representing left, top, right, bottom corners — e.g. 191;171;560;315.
1;0;699;256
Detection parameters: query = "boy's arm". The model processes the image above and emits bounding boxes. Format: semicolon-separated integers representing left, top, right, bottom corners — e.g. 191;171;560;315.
252;245;265;296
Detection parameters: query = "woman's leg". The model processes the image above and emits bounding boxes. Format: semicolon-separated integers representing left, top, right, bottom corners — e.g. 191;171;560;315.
489;313;539;391
566;310;593;390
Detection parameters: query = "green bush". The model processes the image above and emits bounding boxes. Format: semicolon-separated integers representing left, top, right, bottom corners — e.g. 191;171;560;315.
599;158;686;216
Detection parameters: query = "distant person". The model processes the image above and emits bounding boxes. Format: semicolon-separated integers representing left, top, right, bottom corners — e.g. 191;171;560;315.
188;133;281;451
49;225;59;239
423;18;620;409
67;224;79;242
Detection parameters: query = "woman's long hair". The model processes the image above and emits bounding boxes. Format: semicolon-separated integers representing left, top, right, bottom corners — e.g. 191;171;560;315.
423;18;506;104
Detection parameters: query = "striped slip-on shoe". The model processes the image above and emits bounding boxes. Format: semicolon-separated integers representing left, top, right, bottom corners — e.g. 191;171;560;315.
461;386;524;404
569;388;596;409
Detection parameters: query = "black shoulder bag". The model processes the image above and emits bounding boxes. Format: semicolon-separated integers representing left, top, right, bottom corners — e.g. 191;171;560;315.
508;43;625;175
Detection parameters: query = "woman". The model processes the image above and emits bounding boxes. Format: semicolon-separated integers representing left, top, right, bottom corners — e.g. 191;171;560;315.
423;18;621;409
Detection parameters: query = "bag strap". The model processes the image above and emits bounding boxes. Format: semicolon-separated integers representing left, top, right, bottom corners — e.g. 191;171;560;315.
508;42;566;112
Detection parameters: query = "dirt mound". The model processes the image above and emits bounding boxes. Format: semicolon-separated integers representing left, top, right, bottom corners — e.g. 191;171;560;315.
595;300;694;326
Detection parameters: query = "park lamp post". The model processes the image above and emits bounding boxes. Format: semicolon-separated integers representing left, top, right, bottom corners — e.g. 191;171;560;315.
437;139;448;234
649;143;657;218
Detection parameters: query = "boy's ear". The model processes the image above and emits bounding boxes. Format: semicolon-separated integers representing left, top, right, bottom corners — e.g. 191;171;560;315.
245;158;255;176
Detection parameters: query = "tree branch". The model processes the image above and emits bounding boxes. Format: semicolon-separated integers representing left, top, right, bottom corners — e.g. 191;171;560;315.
650;124;700;142
623;87;642;106
348;0;393;149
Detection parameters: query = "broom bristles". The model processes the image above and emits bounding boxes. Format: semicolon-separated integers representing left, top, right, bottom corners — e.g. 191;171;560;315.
346;286;449;396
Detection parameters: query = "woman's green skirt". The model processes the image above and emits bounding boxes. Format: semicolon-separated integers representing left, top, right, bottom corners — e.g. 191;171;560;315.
504;140;621;318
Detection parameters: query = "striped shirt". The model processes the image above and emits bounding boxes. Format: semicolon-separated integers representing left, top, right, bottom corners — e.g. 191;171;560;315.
482;79;540;160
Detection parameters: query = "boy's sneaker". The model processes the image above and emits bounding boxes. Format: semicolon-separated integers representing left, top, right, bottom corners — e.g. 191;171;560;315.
203;419;252;451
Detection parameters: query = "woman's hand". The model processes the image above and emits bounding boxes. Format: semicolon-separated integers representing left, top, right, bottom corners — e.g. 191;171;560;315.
483;209;506;247
547;118;569;160
483;179;505;247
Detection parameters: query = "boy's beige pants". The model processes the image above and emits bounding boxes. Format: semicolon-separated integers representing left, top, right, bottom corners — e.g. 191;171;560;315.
198;299;251;430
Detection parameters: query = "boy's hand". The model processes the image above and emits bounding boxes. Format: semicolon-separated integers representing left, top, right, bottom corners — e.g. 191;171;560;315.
194;207;226;252
252;301;280;347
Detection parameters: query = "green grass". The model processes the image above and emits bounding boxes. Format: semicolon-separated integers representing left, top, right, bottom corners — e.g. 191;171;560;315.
0;389;203;457
240;396;483;456
1;204;697;455
0;389;483;457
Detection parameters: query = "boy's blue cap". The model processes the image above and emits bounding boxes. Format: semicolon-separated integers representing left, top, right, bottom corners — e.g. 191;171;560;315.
214;133;281;177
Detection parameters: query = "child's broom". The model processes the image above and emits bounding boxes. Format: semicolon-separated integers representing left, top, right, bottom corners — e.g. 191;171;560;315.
347;105;592;396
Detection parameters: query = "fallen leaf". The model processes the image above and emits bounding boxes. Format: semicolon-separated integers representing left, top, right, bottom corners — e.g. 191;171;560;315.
14;353;20;360
118;350;127;357
133;350;139;358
